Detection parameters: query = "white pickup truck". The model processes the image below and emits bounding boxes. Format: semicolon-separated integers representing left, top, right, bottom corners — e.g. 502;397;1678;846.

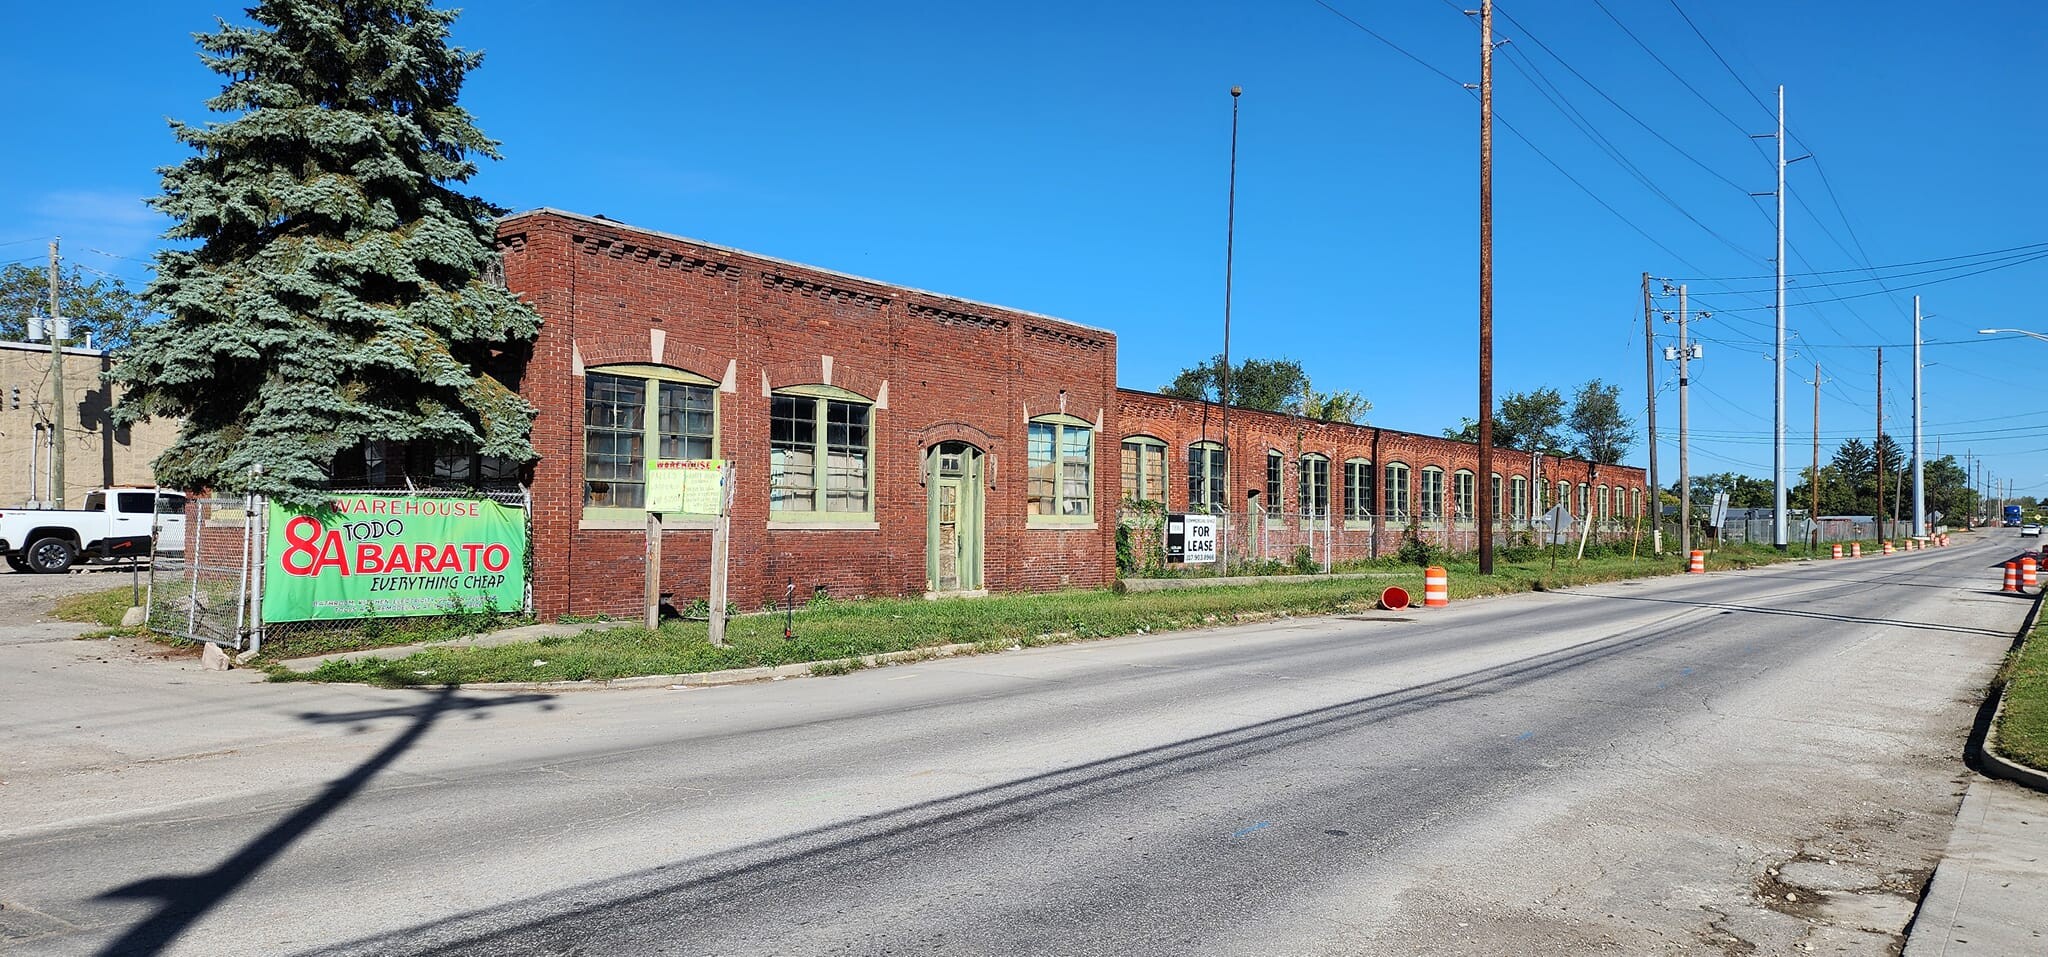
0;488;188;573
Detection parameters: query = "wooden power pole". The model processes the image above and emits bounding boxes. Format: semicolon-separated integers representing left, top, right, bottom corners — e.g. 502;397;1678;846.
1476;0;1497;574
48;239;65;509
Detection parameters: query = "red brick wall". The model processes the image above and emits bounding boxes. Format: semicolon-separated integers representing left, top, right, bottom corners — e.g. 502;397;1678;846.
500;211;1119;619
1115;389;1649;561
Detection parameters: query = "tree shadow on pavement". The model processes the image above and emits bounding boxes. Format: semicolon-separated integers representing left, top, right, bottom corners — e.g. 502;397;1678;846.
89;687;554;957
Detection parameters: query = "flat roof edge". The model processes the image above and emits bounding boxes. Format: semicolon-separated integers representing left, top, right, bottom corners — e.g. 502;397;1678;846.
499;208;1116;339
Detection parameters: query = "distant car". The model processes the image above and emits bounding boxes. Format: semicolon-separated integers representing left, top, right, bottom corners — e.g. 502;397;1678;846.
2025;524;2041;538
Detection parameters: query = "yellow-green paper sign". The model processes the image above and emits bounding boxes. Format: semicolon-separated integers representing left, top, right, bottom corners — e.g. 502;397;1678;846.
264;495;527;622
647;459;725;515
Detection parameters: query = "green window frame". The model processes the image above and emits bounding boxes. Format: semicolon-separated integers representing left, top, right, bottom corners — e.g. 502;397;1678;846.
1121;436;1167;504
1299;453;1329;525
1631;486;1642;519
1187;442;1226;514
1453;469;1476;524
1420;466;1446;523
1490;473;1503;526
1028;414;1093;523
1344;458;1374;523
1384;462;1411;522
1511;475;1529;521
1556;480;1571;515
770;385;874;521
1598;484;1610;525
584;365;719;518
1578;482;1590;519
1265;450;1284;517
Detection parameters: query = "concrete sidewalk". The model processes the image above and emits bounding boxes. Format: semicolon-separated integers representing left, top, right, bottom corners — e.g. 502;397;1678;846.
1906;775;2048;955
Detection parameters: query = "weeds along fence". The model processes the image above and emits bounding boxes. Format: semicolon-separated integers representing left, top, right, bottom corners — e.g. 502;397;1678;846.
147;487;531;656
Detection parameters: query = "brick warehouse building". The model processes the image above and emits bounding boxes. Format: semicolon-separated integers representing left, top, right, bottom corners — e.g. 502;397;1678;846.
498;209;1647;618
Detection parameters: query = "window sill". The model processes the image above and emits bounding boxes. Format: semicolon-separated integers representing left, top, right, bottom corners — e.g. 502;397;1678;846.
1028;518;1098;531
768;519;881;531
580;516;719;531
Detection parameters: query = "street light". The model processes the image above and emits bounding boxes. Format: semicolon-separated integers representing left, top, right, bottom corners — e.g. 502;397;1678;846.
1981;328;2048;343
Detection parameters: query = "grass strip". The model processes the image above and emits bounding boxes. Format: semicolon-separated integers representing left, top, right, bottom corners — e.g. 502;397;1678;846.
51;584;144;628
1994;613;2048;770
279;542;1813;687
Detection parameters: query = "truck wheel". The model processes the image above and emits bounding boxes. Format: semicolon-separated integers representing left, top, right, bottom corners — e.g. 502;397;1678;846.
4;555;28;573
24;538;77;574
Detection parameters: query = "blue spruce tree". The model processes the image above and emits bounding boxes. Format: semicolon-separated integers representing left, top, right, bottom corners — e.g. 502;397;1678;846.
113;0;539;504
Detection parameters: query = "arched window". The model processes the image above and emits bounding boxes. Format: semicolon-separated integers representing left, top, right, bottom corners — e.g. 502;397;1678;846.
1631;486;1642;519
1452;469;1476;523
1027;414;1092;522
1598;484;1610;524
1490;473;1503;526
1556;479;1571;514
1299;453;1330;523
1510;475;1529;522
1265;450;1285;517
1121;435;1167;504
584;364;720;516
1187;442;1225;513
1577;482;1590;518
772;384;874;518
1345;458;1374;523
1420;466;1446;523
1384;462;1412;522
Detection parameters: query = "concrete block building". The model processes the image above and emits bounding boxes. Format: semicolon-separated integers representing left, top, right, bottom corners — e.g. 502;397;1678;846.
0;341;180;509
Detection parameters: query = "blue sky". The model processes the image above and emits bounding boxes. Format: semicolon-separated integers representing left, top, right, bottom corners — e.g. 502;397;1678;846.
3;1;2044;502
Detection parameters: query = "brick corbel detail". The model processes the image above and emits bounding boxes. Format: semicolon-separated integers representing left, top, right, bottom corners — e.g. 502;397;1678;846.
573;335;732;387
761;357;889;409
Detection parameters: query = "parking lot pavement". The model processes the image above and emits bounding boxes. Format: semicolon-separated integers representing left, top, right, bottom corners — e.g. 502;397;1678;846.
0;564;157;646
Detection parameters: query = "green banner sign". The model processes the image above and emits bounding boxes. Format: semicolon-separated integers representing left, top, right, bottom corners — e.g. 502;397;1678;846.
263;495;527;623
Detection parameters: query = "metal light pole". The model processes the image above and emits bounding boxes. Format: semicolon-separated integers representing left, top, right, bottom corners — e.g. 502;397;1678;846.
1911;297;1925;537
1217;85;1241;573
1771;86;1788;551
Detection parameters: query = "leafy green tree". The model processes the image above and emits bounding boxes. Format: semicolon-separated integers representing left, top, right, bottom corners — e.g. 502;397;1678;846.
1161;355;1309;412
0;263;152;348
1690;472;1773;509
1295;374;1371;425
1566;378;1635;464
111;0;538;504
1443;386;1567;453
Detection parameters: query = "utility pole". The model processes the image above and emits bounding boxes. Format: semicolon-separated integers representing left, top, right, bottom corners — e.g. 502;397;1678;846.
1771;85;1788;551
1677;285;1693;556
1643;272;1661;554
1875;347;1883;540
48;238;65;510
1811;362;1821;552
1476;0;1496;575
1217;85;1241;574
1912;296;1926;537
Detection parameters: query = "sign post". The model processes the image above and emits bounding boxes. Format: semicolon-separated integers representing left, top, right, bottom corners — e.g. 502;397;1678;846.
646;459;730;639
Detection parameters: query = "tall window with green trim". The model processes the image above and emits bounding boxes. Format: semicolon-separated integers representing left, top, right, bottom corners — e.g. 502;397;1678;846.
1344;458;1374;522
1511;475;1529;521
770;386;872;517
1121;436;1166;503
584;366;718;512
1384;462;1411;522
1420;466;1446;522
1299;453;1329;523
1490;473;1503;525
1028;415;1093;520
1453;469;1476;523
1187;442;1225;513
1265;451;1284;517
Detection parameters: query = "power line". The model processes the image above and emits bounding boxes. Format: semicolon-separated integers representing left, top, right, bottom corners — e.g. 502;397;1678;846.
1675;240;2048;282
1692;251;2048;312
1309;0;1467;88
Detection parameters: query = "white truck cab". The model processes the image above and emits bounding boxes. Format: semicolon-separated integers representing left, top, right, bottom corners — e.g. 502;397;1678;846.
0;488;188;573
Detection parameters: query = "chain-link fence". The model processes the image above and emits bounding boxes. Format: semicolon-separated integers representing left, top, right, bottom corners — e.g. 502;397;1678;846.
147;487;531;655
1123;507;1645;577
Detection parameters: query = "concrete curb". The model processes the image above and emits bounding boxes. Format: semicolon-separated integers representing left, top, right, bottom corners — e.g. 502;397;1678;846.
1119;571;1406;593
459;640;997;693
1978;589;2048;793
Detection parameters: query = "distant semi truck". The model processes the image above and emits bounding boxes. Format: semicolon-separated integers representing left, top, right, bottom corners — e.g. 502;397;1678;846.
2005;505;2023;527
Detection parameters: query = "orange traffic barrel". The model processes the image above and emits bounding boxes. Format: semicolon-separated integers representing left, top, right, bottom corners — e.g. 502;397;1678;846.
2004;562;2020;593
2025;556;2039;591
1830;543;1843;560
1851;542;1863;558
1688;550;1705;574
1423;566;1449;607
1882;540;1895;555
1379;586;1410;611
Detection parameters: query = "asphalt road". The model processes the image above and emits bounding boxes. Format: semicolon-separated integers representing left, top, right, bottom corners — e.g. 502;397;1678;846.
0;536;2029;956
